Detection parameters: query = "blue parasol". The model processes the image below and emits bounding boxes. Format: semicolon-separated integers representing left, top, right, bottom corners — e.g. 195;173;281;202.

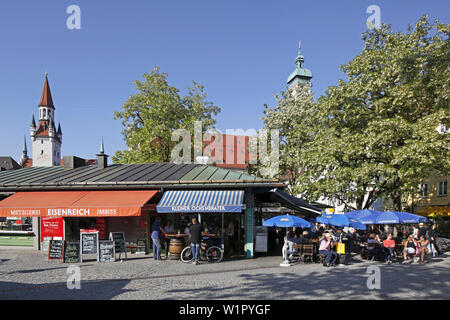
316;214;366;230
262;214;312;228
345;209;428;224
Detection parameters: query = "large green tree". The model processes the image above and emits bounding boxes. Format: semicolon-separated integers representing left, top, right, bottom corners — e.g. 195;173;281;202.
260;16;450;211
113;67;221;163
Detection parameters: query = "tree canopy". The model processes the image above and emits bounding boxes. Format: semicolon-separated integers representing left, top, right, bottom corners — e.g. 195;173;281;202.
259;15;449;211
113;67;221;163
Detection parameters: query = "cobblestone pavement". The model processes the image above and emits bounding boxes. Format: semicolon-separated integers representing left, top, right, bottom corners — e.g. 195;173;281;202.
0;249;449;300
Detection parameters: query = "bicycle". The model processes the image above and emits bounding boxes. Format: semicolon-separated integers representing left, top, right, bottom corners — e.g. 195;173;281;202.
180;237;223;263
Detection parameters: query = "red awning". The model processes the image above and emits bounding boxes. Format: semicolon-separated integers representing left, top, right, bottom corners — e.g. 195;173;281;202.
0;190;158;218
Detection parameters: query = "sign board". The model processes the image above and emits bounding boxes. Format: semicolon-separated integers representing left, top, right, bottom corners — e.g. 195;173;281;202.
99;240;115;262
254;226;268;253
136;239;147;254
109;232;127;259
40;217;64;243
80;230;99;262
64;241;80;263
48;239;64;260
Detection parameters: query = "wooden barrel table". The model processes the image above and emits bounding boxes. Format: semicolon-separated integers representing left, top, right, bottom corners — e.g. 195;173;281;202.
168;237;185;260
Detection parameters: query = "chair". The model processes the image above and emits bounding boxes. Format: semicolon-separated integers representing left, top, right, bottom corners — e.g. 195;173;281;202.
288;244;302;263
301;244;315;263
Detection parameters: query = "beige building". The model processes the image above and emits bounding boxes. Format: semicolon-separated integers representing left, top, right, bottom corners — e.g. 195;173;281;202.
409;174;449;218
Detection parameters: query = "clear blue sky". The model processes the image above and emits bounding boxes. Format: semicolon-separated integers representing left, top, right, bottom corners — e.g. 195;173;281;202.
1;0;448;161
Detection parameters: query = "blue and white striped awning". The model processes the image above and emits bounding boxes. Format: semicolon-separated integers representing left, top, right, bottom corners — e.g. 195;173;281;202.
156;190;244;213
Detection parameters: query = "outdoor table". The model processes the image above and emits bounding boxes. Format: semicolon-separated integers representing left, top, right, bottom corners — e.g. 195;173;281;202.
165;234;188;260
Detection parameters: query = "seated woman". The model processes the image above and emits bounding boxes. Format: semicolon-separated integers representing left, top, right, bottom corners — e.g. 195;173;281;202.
318;233;338;267
382;233;396;264
366;234;382;260
417;235;430;264
403;235;418;263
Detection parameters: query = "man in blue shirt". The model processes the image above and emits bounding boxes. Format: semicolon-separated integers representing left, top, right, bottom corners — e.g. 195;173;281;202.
151;217;165;260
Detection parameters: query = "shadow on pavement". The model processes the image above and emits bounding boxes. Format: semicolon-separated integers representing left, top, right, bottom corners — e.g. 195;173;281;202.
166;257;450;300
0;278;134;300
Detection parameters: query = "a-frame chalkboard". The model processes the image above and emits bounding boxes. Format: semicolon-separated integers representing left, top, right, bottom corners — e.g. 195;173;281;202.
109;232;127;260
48;239;64;261
64;241;80;263
80;230;99;263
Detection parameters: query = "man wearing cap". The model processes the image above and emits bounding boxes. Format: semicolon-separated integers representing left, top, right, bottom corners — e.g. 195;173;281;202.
417;223;427;240
319;233;338;267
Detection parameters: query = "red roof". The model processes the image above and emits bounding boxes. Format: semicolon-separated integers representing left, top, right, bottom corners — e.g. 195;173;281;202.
203;134;255;169
39;76;55;108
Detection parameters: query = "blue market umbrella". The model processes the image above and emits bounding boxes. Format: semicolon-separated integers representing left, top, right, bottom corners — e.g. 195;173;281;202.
316;214;366;230
262;214;312;228
375;211;429;224
344;209;385;225
345;209;428;224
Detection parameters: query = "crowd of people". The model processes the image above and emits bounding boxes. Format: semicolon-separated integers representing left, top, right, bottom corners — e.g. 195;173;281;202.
280;222;443;267
149;217;237;263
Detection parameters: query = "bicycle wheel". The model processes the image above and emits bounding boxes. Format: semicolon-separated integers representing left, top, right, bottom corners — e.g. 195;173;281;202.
180;246;193;263
206;246;223;263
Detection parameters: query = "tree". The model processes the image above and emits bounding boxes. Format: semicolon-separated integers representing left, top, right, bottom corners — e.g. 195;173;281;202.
250;85;317;193
113;67;221;163
259;16;450;211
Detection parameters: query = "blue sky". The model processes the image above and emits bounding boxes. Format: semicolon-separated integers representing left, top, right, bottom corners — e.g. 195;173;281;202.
1;0;449;161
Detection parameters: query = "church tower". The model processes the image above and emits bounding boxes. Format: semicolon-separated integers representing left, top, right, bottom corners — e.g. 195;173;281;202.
30;74;62;167
287;41;312;92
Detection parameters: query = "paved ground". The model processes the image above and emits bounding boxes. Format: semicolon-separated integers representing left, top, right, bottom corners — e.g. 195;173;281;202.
0;249;449;300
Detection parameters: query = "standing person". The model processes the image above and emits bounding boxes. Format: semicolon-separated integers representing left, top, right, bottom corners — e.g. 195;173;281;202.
417;223;427;239
225;219;235;255
202;221;209;234
319;233;338;267
163;220;174;259
189;217;203;265
427;224;441;256
184;223;191;238
151;217;165;260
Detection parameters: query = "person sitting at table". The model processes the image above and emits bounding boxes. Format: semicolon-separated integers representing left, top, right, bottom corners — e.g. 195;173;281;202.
298;231;311;244
318;233;338;267
282;230;296;261
366;234;382;261
403;235;418;263
382;233;396;264
417;235;430;264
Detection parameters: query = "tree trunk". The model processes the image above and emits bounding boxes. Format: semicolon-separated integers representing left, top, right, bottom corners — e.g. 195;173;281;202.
391;176;402;211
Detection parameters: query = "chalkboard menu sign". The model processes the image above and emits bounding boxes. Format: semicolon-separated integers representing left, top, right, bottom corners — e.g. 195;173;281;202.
99;240;115;262
109;231;126;251
64;241;80;263
81;232;98;255
48;239;64;260
137;239;147;253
